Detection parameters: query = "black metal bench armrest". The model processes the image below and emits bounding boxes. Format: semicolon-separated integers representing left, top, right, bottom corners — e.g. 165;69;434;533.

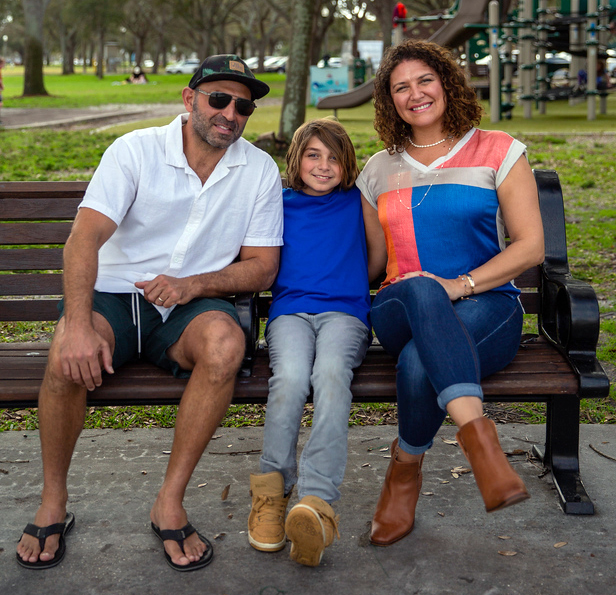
540;270;609;399
234;292;259;377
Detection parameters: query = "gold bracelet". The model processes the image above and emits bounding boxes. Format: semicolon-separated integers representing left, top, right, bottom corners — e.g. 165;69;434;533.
458;274;470;297
465;272;475;295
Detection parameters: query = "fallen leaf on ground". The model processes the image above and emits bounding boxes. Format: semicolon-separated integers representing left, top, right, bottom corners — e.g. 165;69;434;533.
362;463;370;467
554;542;568;548
221;484;230;500
498;535;512;540
498;550;518;556
198;482;208;488
442;438;458;445
422;491;434;496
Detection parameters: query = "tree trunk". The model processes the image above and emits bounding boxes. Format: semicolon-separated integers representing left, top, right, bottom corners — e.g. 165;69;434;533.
278;0;314;144
96;31;105;79
22;0;51;96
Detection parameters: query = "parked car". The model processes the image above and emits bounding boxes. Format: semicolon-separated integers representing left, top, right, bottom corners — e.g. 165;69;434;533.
165;59;201;74
263;56;288;73
317;56;343;68
550;68;570;87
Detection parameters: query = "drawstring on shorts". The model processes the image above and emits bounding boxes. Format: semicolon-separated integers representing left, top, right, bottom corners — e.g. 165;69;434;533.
131;293;142;357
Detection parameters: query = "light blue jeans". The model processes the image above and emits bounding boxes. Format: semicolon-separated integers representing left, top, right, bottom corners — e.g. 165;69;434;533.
260;312;371;503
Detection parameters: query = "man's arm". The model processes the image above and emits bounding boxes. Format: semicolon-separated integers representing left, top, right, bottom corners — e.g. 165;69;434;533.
135;245;280;307
58;207;118;390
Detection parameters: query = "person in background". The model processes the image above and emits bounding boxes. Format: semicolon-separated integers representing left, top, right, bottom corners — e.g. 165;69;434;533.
127;65;148;84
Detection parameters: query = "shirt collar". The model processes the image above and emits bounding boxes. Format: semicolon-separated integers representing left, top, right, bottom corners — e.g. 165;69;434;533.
165;113;248;169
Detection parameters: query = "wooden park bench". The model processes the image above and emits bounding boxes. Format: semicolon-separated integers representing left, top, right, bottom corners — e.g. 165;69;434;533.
0;172;609;515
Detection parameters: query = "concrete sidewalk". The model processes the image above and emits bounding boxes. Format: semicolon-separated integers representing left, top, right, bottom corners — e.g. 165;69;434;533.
1;424;615;595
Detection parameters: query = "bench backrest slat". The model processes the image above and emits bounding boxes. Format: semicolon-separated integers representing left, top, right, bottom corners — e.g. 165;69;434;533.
0;222;73;245
0;273;63;296
0;181;89;199
0;300;61;321
0;248;64;271
0;198;81;220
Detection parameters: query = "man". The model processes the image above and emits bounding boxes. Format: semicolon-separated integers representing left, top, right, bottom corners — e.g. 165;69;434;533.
16;55;283;572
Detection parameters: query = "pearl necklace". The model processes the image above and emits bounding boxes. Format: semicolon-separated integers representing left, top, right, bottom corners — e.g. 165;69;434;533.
397;137;453;210
409;136;449;148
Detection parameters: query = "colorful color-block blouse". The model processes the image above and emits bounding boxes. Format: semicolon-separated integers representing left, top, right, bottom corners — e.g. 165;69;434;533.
356;128;527;299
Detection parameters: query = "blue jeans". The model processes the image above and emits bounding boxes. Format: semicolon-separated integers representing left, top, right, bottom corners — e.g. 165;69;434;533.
260;312;371;503
371;277;522;455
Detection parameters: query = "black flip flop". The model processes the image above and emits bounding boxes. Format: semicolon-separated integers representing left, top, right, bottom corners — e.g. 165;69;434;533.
151;521;213;572
16;512;75;570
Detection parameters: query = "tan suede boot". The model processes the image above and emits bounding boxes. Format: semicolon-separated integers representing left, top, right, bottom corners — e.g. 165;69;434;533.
370;438;424;546
456;417;530;513
248;471;291;552
285;495;340;567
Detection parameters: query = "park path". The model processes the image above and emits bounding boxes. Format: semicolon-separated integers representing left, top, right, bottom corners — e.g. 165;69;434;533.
1;103;186;130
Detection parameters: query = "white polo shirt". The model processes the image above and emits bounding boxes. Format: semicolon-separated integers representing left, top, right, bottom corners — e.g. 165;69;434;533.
80;114;283;307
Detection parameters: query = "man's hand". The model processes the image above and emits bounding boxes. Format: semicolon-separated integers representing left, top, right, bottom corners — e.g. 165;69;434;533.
57;322;114;391
135;275;195;308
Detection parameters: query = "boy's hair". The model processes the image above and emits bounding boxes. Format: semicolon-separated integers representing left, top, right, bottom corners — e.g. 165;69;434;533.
285;118;359;192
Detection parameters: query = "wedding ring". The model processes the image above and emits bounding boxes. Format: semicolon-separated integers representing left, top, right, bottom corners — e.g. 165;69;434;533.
157;297;164;303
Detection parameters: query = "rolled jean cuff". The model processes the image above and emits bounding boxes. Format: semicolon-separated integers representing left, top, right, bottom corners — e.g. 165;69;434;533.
398;435;433;455
437;383;484;410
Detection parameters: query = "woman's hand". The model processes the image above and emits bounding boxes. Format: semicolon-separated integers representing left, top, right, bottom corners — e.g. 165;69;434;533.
390;271;466;301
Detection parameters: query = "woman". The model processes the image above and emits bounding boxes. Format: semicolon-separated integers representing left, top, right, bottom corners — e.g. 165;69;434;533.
356;39;544;547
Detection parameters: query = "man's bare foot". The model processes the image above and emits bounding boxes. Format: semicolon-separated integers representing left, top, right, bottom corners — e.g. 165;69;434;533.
150;499;210;569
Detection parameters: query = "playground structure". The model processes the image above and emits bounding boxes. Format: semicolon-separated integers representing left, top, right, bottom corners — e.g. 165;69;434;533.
316;0;616;122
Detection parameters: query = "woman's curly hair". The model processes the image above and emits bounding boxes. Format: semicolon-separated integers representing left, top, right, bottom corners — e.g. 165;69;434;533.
373;39;483;154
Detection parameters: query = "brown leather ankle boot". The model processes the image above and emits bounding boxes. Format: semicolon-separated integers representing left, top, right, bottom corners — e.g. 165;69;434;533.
456;417;530;513
370;438;424;546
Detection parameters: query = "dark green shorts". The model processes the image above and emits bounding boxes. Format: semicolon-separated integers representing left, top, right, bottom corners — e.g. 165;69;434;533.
58;292;240;378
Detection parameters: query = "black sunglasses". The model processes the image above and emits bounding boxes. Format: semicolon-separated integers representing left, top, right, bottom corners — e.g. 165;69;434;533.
196;89;256;117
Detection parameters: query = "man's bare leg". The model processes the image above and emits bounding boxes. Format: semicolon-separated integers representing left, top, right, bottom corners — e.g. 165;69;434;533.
150;310;244;568
16;313;114;564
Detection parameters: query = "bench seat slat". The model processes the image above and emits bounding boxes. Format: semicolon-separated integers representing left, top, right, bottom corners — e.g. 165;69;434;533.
0;338;579;405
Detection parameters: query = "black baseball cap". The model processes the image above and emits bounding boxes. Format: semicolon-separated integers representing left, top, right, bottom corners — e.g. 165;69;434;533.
188;54;270;100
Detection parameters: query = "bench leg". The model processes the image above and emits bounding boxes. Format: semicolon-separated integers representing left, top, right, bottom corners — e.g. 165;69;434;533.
532;395;594;514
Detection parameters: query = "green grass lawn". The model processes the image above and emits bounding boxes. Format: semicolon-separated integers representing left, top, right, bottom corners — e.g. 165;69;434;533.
0;67;287;108
1;71;614;430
